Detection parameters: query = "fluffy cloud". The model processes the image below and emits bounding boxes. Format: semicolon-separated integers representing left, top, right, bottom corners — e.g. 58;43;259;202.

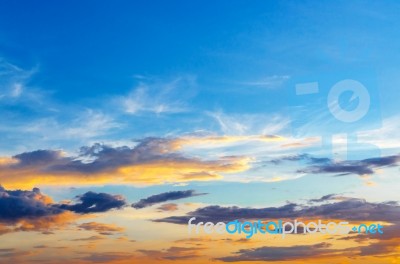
0;186;126;234
0;186;63;223
0;137;254;188
55;192;126;214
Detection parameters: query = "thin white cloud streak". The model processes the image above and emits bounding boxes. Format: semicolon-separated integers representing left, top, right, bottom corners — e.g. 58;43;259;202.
207;111;290;136
25;109;121;141
0;109;122;156
356;115;400;153
0;58;38;100
238;75;290;88
117;76;196;115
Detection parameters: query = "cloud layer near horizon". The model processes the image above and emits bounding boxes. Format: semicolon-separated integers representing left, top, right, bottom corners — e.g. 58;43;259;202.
155;195;400;224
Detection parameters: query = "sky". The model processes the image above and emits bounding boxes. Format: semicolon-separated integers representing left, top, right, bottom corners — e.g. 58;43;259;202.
0;1;400;263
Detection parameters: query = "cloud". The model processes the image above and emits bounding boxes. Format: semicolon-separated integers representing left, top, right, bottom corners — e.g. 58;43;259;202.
132;190;207;209
0;185;63;223
157;203;179;212
78;222;125;235
80;252;137;263
208;111;290;136
55;191;126;214
138;246;204;260
118;76;195;115
270;153;331;165
308;194;338;203
298;154;400;176
237;75;290;88
0;59;36;101
0;136;252;188
24;109;121;141
0;186;127;235
271;153;400;176
0;186;82;235
13;150;65;168
217;243;335;262
218;229;400;261
173;134;284;146
62;109;121;139
71;235;105;241
357;114;400;150
0;249;35;260
155;195;400;224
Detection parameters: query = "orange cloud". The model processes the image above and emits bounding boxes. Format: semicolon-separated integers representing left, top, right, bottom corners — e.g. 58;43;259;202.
78;222;125;235
0;137;254;188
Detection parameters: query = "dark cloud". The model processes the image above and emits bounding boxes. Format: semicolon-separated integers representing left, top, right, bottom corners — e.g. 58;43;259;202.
308;194;338;203
10;143;148;173
270;153;330;165
10;139;187;174
155;196;400;224
0;186;63;223
132;190;207;209
271;153;400;176
56;191;126;214
217;242;334;262
0;249;33;259
12;150;65;168
0;186;126;229
218;231;400;261
138;246;204;260
80;252;136;263
298;154;400;176
0;248;15;253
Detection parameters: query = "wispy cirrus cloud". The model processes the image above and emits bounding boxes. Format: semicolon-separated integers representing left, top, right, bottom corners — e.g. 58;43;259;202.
0;58;37;101
117;76;196;115
24;109;121;141
237;75;290;88
208;111;290;136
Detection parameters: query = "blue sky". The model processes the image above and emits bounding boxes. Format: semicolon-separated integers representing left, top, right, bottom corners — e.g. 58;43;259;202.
1;1;400;204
